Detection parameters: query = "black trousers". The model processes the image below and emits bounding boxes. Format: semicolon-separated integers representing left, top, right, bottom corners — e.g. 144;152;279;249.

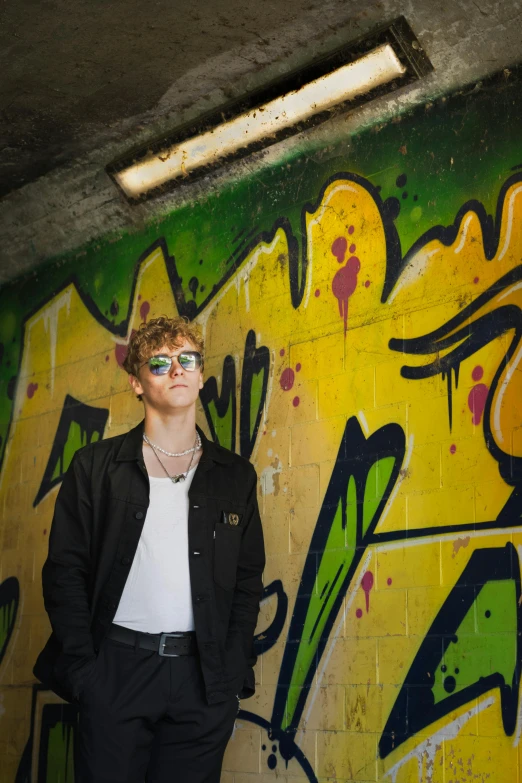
76;635;238;783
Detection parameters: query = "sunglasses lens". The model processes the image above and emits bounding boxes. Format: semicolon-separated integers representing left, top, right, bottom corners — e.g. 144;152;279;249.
148;356;172;375
178;352;200;371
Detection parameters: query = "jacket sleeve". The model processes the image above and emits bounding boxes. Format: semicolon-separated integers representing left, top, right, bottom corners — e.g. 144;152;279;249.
41;451;96;697
230;465;265;698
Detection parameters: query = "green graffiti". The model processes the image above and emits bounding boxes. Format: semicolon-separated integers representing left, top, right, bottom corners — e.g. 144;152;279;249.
283;488;358;729
46;722;75;783
432;579;517;705
51;421;99;482
362;456;395;537
206;398;234;452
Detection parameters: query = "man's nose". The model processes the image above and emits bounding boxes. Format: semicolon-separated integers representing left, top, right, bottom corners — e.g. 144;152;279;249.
169;357;184;375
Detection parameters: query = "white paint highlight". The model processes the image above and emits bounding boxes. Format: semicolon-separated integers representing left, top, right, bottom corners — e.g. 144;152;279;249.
358;410;370;435
492;340;522;446
384;697;495;782
454;214;474;254
497;184;522;262
42;288;72;397
387;248;439;304
498;281;522;301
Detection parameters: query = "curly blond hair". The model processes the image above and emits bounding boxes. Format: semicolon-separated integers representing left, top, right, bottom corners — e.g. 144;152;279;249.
123;315;204;379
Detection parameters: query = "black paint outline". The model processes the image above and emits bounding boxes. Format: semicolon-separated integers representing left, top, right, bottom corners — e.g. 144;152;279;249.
33;395;109;507
239;330;270;460
379;542;522;759
270;416;405;761
200;354;237;452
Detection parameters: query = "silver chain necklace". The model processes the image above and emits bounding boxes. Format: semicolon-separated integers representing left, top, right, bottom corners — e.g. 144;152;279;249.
146;433;200;483
143;431;201;457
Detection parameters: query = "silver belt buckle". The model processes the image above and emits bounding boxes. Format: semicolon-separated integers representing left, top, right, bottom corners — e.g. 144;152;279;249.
158;632;182;657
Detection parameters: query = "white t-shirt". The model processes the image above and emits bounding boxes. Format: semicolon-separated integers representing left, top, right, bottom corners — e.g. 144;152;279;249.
113;468;196;633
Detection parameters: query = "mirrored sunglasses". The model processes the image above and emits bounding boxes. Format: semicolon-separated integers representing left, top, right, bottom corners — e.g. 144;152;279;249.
144;352;202;375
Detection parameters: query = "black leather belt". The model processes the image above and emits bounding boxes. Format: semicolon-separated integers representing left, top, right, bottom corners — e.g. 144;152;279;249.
107;624;198;657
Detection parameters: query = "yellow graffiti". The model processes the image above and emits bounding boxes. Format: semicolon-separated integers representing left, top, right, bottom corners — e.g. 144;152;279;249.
0;174;521;782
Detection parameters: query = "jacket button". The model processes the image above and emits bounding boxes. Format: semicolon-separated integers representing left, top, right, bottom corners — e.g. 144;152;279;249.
195;594;204;603
135;511;144;520
193;551;201;557
121;557;131;565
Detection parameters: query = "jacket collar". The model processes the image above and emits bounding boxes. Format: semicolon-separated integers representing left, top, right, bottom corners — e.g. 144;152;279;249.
115;419;235;465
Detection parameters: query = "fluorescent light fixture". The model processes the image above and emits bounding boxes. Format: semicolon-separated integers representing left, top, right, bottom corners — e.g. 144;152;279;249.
108;18;432;201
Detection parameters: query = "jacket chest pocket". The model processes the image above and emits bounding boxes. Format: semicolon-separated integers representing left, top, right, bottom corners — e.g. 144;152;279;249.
213;523;243;590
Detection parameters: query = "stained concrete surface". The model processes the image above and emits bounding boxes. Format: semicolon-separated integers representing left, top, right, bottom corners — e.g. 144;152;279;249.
0;0;521;282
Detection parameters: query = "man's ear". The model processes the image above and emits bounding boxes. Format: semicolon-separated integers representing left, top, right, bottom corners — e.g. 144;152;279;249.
129;373;144;398
198;372;204;390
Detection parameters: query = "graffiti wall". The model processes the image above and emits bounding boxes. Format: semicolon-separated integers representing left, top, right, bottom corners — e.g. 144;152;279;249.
0;66;521;782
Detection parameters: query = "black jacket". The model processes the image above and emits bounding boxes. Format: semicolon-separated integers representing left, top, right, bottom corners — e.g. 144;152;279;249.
33;421;265;704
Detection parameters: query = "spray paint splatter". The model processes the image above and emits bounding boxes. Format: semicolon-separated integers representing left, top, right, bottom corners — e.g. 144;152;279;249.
314;289;320;297
331;236;347;263
280;368;295;391
450;444;457;454
468;383;488;425
387;577;393;586
332;255;361;335
356;608;363;619
279;348;285;357
361;571;374;613
292;396;300;407
472;365;484;382
27;383;38;399
140;300;150;322
296;363;301;372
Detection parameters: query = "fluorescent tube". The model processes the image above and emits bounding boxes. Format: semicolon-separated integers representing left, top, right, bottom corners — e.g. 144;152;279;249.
115;44;406;198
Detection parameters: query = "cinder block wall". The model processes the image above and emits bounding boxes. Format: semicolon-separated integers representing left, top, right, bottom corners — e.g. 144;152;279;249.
1;66;521;782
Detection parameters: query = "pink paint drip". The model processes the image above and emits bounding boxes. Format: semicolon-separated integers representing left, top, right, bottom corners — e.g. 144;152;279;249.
468;383;488;425
356;608;363;619
280;368;295;391
292;396;300;407
332;256;361;335
140;300;150;322
361;571;374;613
27;382;38;399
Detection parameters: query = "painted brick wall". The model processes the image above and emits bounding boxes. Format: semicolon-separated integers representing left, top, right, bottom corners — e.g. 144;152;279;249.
0;65;521;782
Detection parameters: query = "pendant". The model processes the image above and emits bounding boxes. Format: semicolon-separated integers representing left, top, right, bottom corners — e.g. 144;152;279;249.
170;474;185;483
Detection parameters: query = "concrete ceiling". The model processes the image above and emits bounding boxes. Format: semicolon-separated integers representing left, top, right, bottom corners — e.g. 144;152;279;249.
1;0;521;283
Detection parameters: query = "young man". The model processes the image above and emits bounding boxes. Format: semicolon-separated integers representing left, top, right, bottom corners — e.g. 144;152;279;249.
34;315;265;783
